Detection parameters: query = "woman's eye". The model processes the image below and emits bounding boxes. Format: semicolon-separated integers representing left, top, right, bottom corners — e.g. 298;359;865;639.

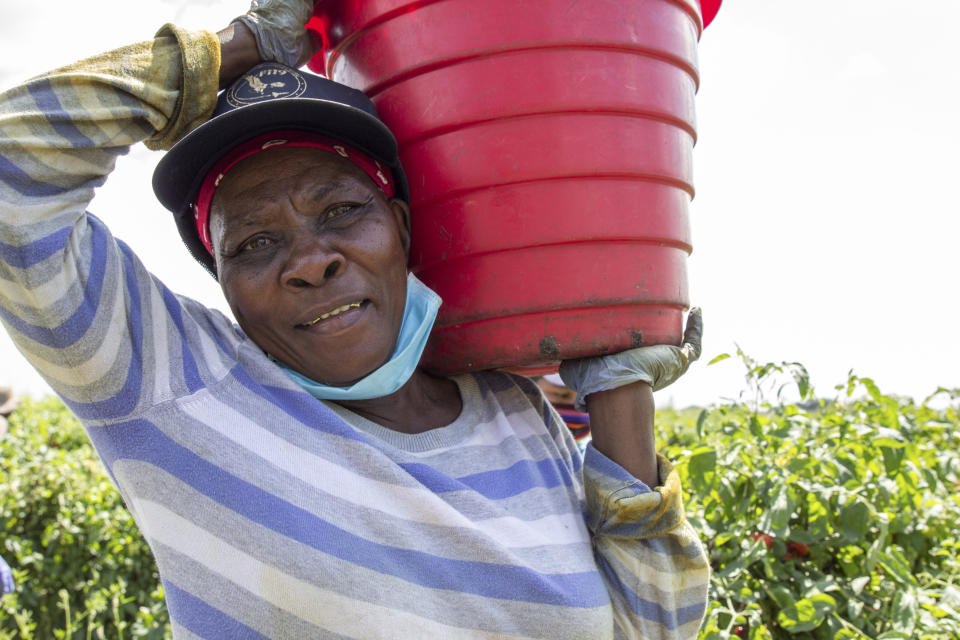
239;236;273;252
324;203;357;221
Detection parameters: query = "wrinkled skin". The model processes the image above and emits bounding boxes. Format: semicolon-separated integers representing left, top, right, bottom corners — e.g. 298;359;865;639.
209;146;411;386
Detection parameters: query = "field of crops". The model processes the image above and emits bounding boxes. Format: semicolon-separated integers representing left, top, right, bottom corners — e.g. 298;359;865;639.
1;354;958;639
661;355;960;639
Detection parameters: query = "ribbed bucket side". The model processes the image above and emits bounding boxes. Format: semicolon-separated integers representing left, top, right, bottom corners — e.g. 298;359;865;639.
324;0;702;373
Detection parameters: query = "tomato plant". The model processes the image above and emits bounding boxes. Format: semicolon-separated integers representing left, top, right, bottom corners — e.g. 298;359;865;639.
0;398;168;640
659;352;960;639
749;532;773;550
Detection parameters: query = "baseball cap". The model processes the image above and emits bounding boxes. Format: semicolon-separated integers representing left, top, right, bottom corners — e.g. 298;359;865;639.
153;62;409;277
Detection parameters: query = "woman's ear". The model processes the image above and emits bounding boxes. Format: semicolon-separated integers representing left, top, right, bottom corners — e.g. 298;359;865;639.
389;198;412;255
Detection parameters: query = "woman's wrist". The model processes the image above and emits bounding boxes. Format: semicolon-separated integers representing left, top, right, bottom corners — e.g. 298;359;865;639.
217;22;261;90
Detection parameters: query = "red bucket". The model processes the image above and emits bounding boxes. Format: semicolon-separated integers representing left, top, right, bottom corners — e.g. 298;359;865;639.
309;0;712;375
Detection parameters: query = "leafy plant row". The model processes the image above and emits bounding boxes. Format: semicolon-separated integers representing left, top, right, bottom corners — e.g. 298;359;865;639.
0;398;168;639
659;352;960;639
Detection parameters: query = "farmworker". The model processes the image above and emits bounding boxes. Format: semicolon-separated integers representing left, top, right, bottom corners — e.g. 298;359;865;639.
0;0;709;637
537;374;592;452
0;386;17;437
0;390;13;595
0;387;16;417
0;555;13;595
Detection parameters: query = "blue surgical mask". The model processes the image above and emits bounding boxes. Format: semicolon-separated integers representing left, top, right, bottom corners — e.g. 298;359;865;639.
278;273;441;401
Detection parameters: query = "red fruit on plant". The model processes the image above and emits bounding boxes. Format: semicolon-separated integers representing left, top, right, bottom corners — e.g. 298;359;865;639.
786;541;810;557
749;532;773;549
733;625;746;637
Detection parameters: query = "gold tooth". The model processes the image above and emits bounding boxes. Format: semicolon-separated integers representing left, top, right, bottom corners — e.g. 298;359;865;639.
304;302;361;326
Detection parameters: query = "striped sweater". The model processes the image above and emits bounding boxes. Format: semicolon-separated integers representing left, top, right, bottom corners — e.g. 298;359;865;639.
0;24;709;639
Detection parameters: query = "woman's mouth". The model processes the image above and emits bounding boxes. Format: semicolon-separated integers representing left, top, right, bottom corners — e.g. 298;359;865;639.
298;301;365;328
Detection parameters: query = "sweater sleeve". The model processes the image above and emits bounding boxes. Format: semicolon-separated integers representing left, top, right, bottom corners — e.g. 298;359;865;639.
0;25;223;420
583;445;710;640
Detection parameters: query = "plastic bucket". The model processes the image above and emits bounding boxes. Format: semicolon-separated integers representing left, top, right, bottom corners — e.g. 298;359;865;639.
309;0;708;375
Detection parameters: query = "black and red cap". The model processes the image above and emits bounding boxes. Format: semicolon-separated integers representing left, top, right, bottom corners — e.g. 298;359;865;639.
152;62;409;277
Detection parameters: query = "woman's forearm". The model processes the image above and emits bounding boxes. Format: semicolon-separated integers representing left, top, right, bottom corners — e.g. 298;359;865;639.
584;381;658;487
0;26;220;401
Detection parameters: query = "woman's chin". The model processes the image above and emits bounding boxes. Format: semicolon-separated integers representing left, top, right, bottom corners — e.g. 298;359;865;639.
288;351;393;387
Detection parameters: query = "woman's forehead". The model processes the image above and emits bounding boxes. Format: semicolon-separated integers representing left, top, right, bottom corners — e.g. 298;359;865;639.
212;151;376;218
222;146;370;192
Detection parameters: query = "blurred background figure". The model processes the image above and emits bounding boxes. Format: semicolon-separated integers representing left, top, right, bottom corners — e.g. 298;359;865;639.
0;386;15;595
536;374;591;452
0;386;17;436
0;555;13;595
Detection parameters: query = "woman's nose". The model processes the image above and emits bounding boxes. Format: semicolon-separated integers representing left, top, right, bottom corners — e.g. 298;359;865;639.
280;234;344;289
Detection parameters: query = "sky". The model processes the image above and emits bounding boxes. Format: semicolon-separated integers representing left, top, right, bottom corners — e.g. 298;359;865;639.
0;0;958;408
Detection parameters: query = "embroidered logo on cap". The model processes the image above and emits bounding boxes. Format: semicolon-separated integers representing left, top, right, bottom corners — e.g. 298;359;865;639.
226;64;308;108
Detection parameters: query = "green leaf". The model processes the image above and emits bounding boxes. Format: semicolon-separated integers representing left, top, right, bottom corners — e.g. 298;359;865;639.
688;446;716;474
880;446;906;475
861;377;883;403
707;353;731;365
849;576;870;594
786;362;813;400
777;593;836;632
687;446;717;493
941;585;960;609
839;499;871;542
890;588;918;634
862;513;889;575
872;437;906;449
696;408;708;439
877;548;918;587
748;622;775;640
833;627;871;640
766;584;796;610
761;484;792;538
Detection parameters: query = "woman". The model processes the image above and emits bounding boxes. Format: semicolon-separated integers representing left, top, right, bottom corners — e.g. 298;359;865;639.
0;1;708;637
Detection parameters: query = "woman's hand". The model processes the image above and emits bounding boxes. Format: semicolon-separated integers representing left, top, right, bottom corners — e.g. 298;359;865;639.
219;0;320;89
559;308;702;411
558;309;702;486
234;0;318;68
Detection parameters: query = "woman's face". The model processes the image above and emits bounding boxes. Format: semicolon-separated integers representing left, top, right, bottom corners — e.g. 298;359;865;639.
209;146;411;386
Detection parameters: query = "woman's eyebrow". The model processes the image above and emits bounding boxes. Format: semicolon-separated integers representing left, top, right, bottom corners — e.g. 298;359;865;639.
220;177;364;234
224;204;274;232
308;179;354;202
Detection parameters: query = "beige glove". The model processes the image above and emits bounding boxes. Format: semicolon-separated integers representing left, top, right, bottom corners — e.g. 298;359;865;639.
559;308;702;411
234;0;316;68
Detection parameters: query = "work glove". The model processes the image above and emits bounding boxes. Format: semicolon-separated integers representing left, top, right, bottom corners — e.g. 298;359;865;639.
234;0;316;68
559;308;702;411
